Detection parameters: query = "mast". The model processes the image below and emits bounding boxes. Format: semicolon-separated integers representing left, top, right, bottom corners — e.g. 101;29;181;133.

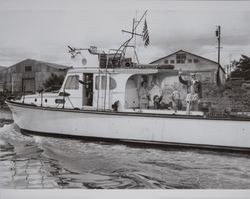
114;10;148;63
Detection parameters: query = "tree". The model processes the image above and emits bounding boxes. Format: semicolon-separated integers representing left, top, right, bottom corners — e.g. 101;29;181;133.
231;55;250;80
43;73;65;91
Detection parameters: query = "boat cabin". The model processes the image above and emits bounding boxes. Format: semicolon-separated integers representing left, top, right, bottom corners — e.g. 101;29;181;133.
20;47;203;116
57;47;177;111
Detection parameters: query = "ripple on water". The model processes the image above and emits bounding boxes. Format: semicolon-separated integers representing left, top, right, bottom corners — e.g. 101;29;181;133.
1;121;250;189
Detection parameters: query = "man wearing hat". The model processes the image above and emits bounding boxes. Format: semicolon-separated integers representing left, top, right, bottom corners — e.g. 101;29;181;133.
178;70;202;114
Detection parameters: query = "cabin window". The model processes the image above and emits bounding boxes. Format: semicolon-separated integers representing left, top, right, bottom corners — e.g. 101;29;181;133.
170;60;175;64
65;75;79;89
188;59;192;63
95;75;117;90
109;77;117;89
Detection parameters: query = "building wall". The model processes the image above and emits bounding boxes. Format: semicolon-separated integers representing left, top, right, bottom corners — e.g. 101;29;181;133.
151;51;226;107
0;59;69;93
152;52;223;84
0;82;3;92
35;71;66;90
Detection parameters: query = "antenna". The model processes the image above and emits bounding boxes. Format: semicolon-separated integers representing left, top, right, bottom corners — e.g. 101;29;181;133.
113;10;148;63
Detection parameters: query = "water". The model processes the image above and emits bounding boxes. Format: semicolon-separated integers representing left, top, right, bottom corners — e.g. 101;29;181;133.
1;110;250;189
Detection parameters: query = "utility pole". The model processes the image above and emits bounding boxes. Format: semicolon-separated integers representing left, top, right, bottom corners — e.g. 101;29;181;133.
216;26;221;66
229;54;232;80
216;26;221;85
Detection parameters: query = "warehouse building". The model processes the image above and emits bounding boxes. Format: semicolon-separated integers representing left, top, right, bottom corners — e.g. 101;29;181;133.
150;50;226;105
0;66;6;92
150;50;226;84
0;59;71;93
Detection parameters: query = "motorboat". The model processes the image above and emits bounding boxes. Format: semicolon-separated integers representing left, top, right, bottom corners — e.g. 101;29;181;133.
6;13;250;152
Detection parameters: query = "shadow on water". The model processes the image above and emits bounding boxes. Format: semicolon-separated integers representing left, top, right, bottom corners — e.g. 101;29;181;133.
1;118;250;189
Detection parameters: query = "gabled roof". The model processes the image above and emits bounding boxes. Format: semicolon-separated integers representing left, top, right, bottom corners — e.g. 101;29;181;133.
10;59;71;70
150;50;225;73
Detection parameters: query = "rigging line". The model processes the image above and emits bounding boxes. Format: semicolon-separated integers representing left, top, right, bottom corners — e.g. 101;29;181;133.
104;53;109;110
96;51;107;111
67;96;75;109
103;51;115;110
97;69;100;110
113;10;148;62
133;17;136;62
133;10;148;33
121;10;148;55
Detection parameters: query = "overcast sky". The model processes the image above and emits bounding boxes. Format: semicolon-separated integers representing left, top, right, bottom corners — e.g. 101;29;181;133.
0;0;250;68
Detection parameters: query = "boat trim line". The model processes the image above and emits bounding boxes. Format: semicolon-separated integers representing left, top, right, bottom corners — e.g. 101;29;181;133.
6;100;250;122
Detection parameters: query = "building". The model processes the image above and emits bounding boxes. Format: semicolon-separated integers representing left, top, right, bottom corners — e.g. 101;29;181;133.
0;59;71;93
150;50;226;105
0;66;7;92
150;50;226;84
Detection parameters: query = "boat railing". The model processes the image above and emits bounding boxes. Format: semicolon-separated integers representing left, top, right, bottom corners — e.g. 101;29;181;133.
123;108;204;116
102;49;123;110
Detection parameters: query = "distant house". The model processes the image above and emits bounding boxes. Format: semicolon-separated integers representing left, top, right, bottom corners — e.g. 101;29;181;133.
150;50;226;85
0;59;71;93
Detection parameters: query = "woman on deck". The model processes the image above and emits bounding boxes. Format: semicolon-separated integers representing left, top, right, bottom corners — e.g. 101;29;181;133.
138;81;150;109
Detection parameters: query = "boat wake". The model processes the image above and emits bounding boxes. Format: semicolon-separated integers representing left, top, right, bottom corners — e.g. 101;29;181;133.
1;122;250;189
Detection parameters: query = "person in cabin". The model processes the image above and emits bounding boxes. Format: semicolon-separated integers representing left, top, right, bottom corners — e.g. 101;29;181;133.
160;88;173;110
178;70;202;114
149;78;162;108
85;75;93;106
171;89;182;112
138;80;150;109
79;75;93;106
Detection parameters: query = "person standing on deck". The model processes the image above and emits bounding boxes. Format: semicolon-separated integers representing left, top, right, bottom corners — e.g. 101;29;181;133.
138;81;150;109
171;89;182;112
79;75;93;106
149;78;162;108
178;70;202;114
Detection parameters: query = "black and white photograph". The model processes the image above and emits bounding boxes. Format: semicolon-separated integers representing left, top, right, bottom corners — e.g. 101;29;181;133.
0;0;250;198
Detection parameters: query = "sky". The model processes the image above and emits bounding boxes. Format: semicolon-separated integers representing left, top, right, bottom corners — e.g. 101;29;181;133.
0;0;250;68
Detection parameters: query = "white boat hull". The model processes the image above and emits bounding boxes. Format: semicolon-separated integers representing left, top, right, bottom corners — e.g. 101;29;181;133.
7;101;250;151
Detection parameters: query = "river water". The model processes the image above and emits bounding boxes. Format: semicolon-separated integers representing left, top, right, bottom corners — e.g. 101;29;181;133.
1;110;250;189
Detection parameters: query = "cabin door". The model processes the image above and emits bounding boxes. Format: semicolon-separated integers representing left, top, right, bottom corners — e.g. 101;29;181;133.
82;73;93;106
94;74;111;109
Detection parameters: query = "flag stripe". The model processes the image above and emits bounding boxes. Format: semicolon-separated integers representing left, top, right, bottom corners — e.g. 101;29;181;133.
142;19;150;46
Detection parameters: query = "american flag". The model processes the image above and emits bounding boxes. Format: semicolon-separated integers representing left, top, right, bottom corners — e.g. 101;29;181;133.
142;19;149;47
